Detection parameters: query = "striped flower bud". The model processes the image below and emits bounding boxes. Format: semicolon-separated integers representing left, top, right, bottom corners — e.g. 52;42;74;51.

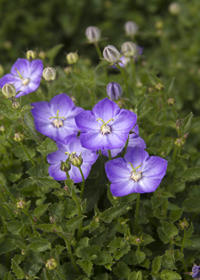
106;82;122;101
42;67;56;81
124;21;138;36
168;2;181;15
66;52;79;64
85;26;101;43
121;42;137;57
2;83;16;98
103;45;121;63
26;50;37;61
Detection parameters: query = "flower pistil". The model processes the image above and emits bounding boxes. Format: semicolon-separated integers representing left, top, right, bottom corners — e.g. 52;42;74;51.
128;162;142;182
97;118;114;135
49;110;66;128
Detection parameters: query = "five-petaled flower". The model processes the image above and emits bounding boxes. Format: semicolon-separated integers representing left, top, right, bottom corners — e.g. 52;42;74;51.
105;146;167;196
47;135;99;183
0;58;43;98
31;93;83;141
75;98;137;150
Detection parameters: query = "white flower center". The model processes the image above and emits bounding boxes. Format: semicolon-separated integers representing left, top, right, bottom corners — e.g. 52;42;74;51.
22;78;30;86
130;171;142;182
52;119;64;128
101;125;111;135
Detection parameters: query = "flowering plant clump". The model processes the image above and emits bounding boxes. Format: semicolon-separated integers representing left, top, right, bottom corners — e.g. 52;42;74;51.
0;6;199;280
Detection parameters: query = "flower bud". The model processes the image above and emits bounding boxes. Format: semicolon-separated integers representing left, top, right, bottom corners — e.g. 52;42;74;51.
64;67;72;75
168;2;181;15
106;82;122;101
46;259;57;270
179;218;189;230
175;138;185;147
66;52;79;64
0;125;5;132
42;67;56;81
103;45;121;63
124;21;138;36
2;83;16;98
38;51;46;60
85;26;101;43
69;152;83;167
155;21;164;29
16;200;26;209
155;83;164;91
49;215;56;224
121;42;137;57
14;132;23;142
0;65;4;76
26;50;37;61
12;100;20;109
167;98;175;106
60;160;71;172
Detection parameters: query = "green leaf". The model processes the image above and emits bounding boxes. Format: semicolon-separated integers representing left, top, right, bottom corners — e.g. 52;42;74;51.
34;203;51;218
100;203;130;223
162;222;178;239
63;198;77;218
113;261;131;279
142;234;155;245
152;256;162;275
29;241;51;252
27;163;49;177
93;273;109;280
34;224;55;232
0;264;8;279
11;259;25;279
162;250;176;269
160;270;181;280
187;223;194;238
183;198;200;212
6;221;23;235
12;145;35;161
170;209;183;222
0;239;16;255
93;251;112;265
136;250;146;263
181;168;200;182
134;96;147;117
157;227;170;244
24;112;41;142
47;44;64;64
159;121;177;130
76;245;101;260
77;260;93;277
36;138;58;155
167;182;185;193
67;215;86;231
182;112;193;134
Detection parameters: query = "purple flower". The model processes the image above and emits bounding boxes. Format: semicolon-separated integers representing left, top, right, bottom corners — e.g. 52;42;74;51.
31;93;83;141
47;135;98;183
101;124;146;158
192;265;200;279
75;98;137;150
0;58;43;98
105;146;167;196
106;82;122;101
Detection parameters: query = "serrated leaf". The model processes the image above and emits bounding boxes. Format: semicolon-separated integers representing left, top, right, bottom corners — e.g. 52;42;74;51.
0;263;8;278
152;256;162;274
162;250;176;269
27;163;49;177
32;177;60;188
113;261;131;279
160;270;181;280
134;96;147;117
76;245;100;260
0;239;16;255
3;272;16;280
67;215;86;231
100;203;130;223
187;223;194;237
157;227;170;244
182;112;193;134
162;222;178;239
36;138;58;155
77;260;93;277
183;198;200;212
12;145;35;161
24;112;41;142
136;250;146;263
93;251;112;265
34;203;51;218
6;221;23;235
29;241;51;252
170;209;183;222
11;259;25;279
63;198;77;218
34;224;55;232
142;234;155;245
181;168;200;182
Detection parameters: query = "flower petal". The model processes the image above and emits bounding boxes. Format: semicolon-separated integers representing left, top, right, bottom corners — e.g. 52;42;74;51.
75;110;100;132
124;147;149;171
105;158;132;183
0;74;15;88
110;180;135;197
142;156;167;179
92;98;120;122
112;109;137;133
127;135;146;151
48;163;67;181
11;58;30;76
29;60;43;80
137;177;163;193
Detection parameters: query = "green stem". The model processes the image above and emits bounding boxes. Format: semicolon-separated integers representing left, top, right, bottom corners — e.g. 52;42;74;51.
94;43;102;58
116;62;129;99
123;136;129;156
78;167;85;199
66;171;70;180
71;188;83;240
19;142;35;166
131;58;136;83
135;193;140;231
172;104;177;119
181;229;187;254
176;146;181;164
162;93;166;138
58;232;81;274
172;146;178;166
108;150;112;160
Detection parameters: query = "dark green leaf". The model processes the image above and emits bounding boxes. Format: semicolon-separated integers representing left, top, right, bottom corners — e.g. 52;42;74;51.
67;215;86;231
36;138;58;155
6;221;23;235
100;203;130;223
12;145;35;161
136;250;146;263
162;222;178;239
34;203;51;218
113;261;131;279
77;260;93;277
0;239;16;255
152;256;162;275
11;259;25;279
181;168;200;182
160;270;181;280
34;224;55;232
183;198;200;212
27;163;49;177
93;251;112;265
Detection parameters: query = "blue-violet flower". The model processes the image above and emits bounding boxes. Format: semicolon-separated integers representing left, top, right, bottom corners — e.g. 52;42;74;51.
106;82;122;101
105;146;167;196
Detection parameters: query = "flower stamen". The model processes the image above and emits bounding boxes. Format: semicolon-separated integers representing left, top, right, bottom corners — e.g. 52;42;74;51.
49;110;66;128
97;118;114;135
127;162;142;182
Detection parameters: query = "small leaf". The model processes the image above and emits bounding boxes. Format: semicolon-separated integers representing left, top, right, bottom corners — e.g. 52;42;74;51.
34;224;55;232
136;250;146;263
27;163;49;177
170;209;183;222
12;145;35;161
160;270;181;280
6;221;23;235
187;223;194;237
29;241;51;252
77;260;93;277
67;215;86;231
113;261;131;279
0;239;16;255
183;198;200;212
34;203;51;218
181;168;200;182
93;251;112;265
36;138;58;155
100;203;130;223
11;259;25;279
162;222;178;239
152;256;162;274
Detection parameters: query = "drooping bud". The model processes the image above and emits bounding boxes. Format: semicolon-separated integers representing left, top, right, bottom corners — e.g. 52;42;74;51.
45;259;57;270
103;45;121;63
168;2;181;15
67;152;83;167
0;65;4;76
14;132;23;142
42;67;56;81
12;100;20;109
175;137;185;147
85;26;101;43
121;42;137;57
0;125;5;132
124;21;138;37
106;82;122;101
38;51;46;60
16;200;26;209
2;83;16;98
167;98;175;106
60;160;71;172
66;52;79;65
155;83;164;91
26;50;37;61
179;218;189;230
49;215;56;224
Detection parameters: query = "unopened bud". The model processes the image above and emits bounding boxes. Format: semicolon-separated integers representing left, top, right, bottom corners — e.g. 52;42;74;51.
42;67;56;81
38;51;46;60
46;259;57;270
64;67;72;75
2;83;16;98
124;21;138;37
155;21;164;29
0;125;5;132
179;218;189;230
103;45;121;63
14;132;23;142
167;98;175;106
155;83;164;91
60;161;71;172
106;82;122;101
0;65;4;76
66;52;79;64
49;215;56;224
12;100;20;109
85;26;101;43
169;2;181;15
175;138;185;147
68;152;83;167
121;42;137;57
136;82;142;88
26;50;37;61
16;200;26;209
135;236;143;244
